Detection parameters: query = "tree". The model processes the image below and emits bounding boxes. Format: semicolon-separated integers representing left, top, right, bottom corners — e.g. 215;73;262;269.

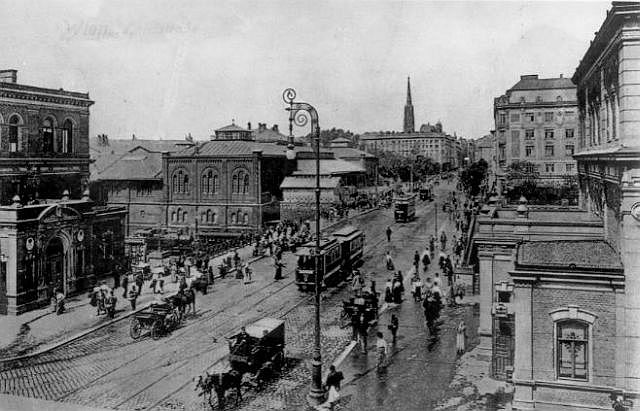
505;161;539;199
459;159;488;196
306;128;359;147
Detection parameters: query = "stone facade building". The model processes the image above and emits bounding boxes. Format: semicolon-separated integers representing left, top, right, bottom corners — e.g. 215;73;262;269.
494;74;578;183
0;70;125;314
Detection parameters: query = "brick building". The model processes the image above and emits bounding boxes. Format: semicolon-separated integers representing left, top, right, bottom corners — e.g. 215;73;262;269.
0;70;125;314
494;74;578;183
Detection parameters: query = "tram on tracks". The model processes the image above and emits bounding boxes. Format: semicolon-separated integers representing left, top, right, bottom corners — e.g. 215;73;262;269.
294;225;365;291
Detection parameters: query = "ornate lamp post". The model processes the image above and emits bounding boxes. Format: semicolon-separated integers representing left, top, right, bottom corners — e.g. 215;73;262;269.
283;88;326;405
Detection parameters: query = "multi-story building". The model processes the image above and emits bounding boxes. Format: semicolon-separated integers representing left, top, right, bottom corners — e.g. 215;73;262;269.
359;78;459;169
494;74;578;182
505;3;640;409
0;70;126;314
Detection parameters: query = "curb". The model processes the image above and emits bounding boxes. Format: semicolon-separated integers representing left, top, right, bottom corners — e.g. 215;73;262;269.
0;207;381;364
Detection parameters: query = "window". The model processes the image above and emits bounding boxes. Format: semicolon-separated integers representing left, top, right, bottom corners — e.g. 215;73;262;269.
565;129;574;139
525;113;534;122
545;163;555;173
230;213;236;224
42;118;55;152
510;113;520;122
243;174;250;194
565;145;575;156
525;146;534;157
232;169;250;194
545;129;554;139
140;210;145;218
545;145;554;157
498;113;507;125
8;114;21;152
511;131;520;157
171;211;177;222
536;96;543;102
525;129;535;140
557;321;588;380
519;97;526;103
566;163;574;173
545;112;554;122
201;169;219;194
565;111;574;118
243;213;249;225
172;169;189;194
556;95;563;102
62;119;73;153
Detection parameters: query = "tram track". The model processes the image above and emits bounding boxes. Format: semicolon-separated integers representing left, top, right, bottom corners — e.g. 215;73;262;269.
0;207;394;409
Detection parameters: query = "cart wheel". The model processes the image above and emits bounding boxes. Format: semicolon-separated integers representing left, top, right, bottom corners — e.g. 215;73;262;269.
129;318;142;339
150;320;162;340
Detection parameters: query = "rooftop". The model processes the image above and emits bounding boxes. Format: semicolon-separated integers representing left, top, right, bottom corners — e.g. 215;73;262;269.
509;74;575;91
90;138;187;175
280;176;341;189
97;151;163;181
330;147;376;159
293;159;365;176
216;123;250;133
493;208;602;223
517;240;623;271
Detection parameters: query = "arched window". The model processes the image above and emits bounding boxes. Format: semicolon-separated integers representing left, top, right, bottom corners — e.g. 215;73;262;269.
182;211;188;222
171;211;177;222
212;212;217;223
232;174;238;194
173;169;189;194
42;118;55;153
172;174;178;193
8;114;21;153
62;119;73;153
556;95;563;102
201;169;219;195
183;174;189;193
201;211;206;222
213;175;219;193
230;213;236;224
243;174;250;194
206;210;211;222
243;213;249;225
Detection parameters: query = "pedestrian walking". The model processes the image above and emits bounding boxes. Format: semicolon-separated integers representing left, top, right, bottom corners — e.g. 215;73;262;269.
350;310;360;341
121;274;129;299
386;226;392;242
375;331;388;370
413;250;420;271
411;274;423;302
385;251;394;271
128;283;138;310
321;365;344;410
421;249;431;273
243;261;252;283
274;257;284;281
233;250;240;269
113;270;121;290
456;320;467;355
357;313;368;353
440;231;447;251
388;314;399;344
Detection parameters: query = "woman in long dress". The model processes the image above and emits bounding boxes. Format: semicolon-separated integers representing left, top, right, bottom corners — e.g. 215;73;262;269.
456;320;467;355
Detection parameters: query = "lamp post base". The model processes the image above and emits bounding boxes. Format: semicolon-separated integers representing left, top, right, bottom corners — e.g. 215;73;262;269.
307;359;326;408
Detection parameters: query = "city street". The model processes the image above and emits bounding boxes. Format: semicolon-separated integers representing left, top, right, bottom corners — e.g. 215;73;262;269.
0;179;477;411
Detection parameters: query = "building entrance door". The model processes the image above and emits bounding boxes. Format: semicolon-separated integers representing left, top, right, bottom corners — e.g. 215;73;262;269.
45;237;65;298
492;314;515;380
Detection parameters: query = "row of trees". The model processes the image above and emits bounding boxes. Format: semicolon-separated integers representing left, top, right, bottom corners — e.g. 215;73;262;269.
370;148;441;182
504;161;579;205
458;159;489;196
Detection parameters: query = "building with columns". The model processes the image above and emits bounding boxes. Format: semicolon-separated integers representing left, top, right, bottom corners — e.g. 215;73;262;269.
0;70;126;315
505;3;640;409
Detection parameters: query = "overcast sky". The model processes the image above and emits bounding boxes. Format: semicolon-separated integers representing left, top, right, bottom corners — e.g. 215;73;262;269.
2;0;610;140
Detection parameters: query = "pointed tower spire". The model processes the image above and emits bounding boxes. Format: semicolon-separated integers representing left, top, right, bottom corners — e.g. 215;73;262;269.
403;76;415;133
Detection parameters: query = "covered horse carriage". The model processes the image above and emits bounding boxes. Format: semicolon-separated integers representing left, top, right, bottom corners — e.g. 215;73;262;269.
227;318;285;378
340;291;379;329
129;299;181;340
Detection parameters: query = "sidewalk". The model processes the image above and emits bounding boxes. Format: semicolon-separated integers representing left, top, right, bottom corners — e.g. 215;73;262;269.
0;207;378;361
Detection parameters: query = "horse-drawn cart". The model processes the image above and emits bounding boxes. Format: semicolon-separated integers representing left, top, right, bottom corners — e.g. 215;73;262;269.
340;291;379;328
228;318;285;375
129;300;180;340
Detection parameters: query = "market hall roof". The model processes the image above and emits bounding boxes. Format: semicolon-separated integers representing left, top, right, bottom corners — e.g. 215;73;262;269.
96;150;164;181
280;176;341;189
175;141;334;158
516;240;623;271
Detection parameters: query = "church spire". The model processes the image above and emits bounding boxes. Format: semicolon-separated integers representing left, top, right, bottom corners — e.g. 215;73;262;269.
403;76;415;133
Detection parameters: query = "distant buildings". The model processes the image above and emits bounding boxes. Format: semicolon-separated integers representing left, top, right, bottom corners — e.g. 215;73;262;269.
494;74;578;183
0;70;125;315
93;121;376;236
360;77;464;170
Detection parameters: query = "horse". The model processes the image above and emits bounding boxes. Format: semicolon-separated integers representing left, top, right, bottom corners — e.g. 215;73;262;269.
195;370;243;409
169;289;196;319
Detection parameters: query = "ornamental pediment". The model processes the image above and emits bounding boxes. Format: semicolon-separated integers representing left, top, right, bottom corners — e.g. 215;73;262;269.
38;204;82;223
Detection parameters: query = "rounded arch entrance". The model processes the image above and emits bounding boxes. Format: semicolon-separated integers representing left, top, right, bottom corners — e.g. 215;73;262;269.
42;231;72;297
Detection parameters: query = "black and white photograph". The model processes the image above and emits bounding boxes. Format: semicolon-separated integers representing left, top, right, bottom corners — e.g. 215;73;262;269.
0;1;638;410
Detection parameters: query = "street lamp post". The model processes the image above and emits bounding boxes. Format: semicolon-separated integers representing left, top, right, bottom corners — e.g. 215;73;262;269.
283;88;326;406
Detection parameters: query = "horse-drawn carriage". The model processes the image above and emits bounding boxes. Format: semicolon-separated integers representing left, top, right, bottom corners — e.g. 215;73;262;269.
196;318;286;409
340;292;379;328
129;300;181;340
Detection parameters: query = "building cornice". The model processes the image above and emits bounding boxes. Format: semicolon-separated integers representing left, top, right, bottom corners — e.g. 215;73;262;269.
0;87;94;108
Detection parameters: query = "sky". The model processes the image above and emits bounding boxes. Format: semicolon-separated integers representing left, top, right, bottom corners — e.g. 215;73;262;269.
1;0;611;140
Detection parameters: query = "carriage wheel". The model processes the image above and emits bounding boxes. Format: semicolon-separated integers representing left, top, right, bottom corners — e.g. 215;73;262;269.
150;320;162;340
129;318;142;339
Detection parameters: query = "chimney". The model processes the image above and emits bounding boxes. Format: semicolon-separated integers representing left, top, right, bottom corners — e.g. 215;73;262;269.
247;122;252;130
559;74;564;78
0;69;17;83
259;123;267;132
272;124;279;133
520;74;539;80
